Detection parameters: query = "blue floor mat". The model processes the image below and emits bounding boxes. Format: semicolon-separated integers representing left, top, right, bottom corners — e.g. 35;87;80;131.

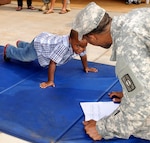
0;46;149;143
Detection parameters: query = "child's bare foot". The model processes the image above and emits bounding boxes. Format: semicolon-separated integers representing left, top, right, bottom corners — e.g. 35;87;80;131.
4;44;10;62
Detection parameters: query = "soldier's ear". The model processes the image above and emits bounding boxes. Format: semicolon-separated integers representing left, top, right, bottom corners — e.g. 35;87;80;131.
84;34;96;41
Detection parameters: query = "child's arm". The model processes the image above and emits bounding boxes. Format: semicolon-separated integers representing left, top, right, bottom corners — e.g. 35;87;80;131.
80;55;98;73
40;60;56;88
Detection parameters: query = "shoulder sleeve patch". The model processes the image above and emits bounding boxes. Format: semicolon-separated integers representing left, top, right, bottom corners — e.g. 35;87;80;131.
116;57;143;97
121;74;136;92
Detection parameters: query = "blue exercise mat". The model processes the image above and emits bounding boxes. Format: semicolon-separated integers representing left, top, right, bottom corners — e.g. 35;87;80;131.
0;46;149;143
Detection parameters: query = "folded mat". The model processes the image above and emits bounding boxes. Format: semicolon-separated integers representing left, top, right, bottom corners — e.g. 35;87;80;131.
0;46;149;143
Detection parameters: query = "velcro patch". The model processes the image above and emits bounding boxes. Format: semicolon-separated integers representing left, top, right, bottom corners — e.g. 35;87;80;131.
121;74;136;92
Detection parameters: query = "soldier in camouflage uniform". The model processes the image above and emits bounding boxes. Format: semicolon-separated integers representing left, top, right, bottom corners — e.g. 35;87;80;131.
72;2;150;140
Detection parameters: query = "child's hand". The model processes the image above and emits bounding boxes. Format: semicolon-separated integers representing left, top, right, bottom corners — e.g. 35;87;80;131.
85;67;98;73
40;81;55;88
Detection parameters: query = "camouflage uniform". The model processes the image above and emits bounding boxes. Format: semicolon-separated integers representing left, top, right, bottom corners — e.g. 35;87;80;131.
96;8;150;140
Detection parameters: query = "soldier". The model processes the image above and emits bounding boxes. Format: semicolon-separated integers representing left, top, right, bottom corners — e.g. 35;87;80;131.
72;2;150;141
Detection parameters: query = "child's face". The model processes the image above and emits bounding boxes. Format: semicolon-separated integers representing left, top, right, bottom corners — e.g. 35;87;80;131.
70;38;87;54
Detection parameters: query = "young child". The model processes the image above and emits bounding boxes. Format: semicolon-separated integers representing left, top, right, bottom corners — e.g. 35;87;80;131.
4;30;98;88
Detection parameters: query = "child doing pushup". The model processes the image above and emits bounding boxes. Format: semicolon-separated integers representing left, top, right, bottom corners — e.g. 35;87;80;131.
4;30;98;88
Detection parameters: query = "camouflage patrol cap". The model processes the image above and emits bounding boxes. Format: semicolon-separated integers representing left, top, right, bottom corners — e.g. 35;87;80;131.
72;2;106;40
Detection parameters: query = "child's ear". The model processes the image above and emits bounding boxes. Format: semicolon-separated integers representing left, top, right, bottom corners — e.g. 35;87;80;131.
69;37;71;43
82;38;88;45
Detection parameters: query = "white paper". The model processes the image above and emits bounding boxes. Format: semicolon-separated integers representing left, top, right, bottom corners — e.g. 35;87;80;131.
80;101;119;121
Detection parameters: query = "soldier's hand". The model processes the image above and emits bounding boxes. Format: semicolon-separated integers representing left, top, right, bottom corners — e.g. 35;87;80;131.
109;91;123;103
83;120;102;141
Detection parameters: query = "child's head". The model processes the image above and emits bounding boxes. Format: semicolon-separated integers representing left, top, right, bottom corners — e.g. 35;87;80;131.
69;29;87;54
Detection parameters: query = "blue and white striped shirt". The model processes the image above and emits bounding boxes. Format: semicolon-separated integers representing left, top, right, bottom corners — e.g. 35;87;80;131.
34;32;85;67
